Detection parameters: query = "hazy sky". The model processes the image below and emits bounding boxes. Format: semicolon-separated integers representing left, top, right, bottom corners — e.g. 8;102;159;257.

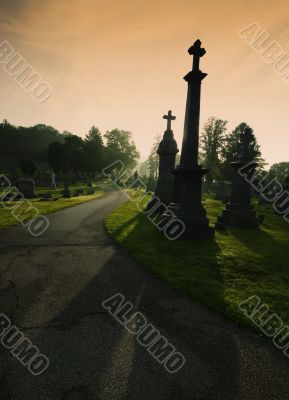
0;0;288;165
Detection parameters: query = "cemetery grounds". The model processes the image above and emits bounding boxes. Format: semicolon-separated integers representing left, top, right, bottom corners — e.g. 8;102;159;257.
106;190;289;332
0;183;104;229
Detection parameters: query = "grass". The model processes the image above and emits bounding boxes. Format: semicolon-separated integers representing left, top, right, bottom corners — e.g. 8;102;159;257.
0;186;104;230
105;191;289;330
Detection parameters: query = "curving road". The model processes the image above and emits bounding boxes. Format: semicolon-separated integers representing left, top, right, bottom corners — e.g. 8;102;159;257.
0;190;289;400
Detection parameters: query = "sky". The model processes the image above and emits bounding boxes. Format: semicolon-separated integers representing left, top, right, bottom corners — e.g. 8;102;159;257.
0;0;288;165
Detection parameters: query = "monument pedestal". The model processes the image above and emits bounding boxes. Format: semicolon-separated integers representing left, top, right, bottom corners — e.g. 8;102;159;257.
164;166;214;238
216;203;260;229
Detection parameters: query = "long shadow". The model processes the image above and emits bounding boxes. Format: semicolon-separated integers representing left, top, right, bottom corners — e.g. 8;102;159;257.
4;218;289;399
228;221;288;257
105;215;243;399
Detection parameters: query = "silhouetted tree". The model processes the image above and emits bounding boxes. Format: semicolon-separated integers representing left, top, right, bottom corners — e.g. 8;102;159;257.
147;135;161;179
200;117;227;186
84;126;104;175
221;122;262;181
48;142;64;173
0;120;66;168
18;159;36;176
63;135;85;174
268;162;289;183
104;129;139;168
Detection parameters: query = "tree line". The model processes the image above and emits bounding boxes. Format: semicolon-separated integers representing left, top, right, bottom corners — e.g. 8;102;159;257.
0;120;140;176
47;127;139;175
144;117;289;186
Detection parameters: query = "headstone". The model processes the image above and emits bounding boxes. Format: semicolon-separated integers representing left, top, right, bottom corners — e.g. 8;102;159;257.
147;110;178;209
74;189;83;196
63;180;71;198
216;128;260;229
40;192;53;201
284;176;289;192
51;172;56;189
162;39;214;239
16;177;35;198
213;181;226;201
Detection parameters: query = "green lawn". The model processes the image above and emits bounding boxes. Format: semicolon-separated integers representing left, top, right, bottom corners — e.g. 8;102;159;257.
105;191;289;330
0;186;104;230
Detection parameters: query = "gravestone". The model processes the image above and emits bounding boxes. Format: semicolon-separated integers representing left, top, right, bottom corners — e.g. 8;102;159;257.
163;39;214;239
74;189;83;196
216;128;260;229
40;193;53;201
16;177;35;198
284;176;289;192
51;172;56;189
213;181;226;201
147;111;178;209
63;180;71;198
87;188;95;195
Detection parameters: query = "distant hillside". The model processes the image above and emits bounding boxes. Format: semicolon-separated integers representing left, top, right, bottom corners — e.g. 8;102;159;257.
0;120;68;170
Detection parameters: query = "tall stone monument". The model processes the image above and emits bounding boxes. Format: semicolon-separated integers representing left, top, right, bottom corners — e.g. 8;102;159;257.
216;127;260;229
164;39;214;238
154;110;179;205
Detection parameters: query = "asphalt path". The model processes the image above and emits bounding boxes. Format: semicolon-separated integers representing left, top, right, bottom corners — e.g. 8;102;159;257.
0;190;289;400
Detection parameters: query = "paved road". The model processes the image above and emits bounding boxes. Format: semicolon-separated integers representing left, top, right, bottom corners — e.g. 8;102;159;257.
0;190;289;400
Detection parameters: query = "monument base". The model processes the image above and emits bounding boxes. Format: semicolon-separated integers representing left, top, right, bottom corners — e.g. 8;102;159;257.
163;203;215;239
216;203;260;229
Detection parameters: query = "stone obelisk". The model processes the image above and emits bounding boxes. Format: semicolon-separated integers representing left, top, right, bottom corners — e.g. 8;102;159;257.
154;110;178;205
164;39;214;239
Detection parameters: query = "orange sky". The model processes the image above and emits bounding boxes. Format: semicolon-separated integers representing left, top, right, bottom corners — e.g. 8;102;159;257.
0;0;288;165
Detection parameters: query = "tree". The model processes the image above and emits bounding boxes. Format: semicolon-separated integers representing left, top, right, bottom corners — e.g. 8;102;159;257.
139;160;150;178
47;141;64;173
63;135;85;174
148;135;161;179
104;129;139;168
0;120;66;169
221;122;262;181
200;117;227;185
84;126;104;174
18;159;36;176
268;162;289;183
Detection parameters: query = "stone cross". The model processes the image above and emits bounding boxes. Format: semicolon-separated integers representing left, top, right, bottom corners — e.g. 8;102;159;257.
163;110;176;131
188;39;206;71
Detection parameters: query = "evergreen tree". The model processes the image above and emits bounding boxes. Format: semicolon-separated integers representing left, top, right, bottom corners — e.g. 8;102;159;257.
221;122;263;181
200;117;227;186
84;126;104;174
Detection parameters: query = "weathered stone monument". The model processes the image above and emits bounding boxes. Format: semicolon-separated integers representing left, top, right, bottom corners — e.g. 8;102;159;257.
284;176;289;192
63;180;71;198
153;110;178;205
16;177;35;198
163;39;214;238
216;127;260;229
51;172;56;189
